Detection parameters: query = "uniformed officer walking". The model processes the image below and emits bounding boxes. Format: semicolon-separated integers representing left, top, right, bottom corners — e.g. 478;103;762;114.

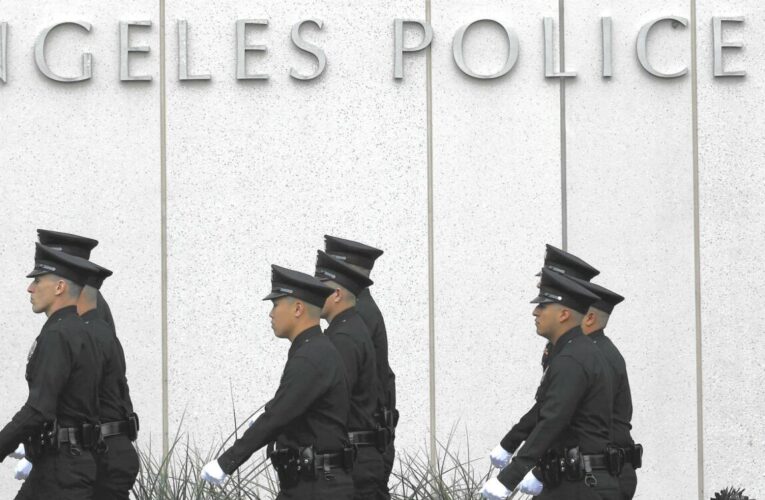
78;262;140;499
324;235;397;498
200;265;354;499
489;244;601;470
482;268;619;500
570;277;641;500
34;229;140;499
315;250;388;499
0;243;103;499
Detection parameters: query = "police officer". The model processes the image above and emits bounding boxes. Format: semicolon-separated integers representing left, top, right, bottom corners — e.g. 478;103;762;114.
35;229;140;498
570;277;641;500
490;244;600;469
324;235;396;497
78;263;140;499
201;265;354;499
315;250;387;499
37;229;114;327
0;243;103;499
482;268;618;500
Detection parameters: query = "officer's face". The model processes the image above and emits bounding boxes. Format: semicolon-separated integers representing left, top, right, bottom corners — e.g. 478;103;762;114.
533;303;556;338
27;275;58;314
269;297;295;338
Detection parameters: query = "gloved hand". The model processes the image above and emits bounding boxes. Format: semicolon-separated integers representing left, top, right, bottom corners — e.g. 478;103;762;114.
519;469;543;495
489;444;513;469
200;459;228;486
247;416;257;429
481;477;512;500
14;459;32;480
8;443;25;460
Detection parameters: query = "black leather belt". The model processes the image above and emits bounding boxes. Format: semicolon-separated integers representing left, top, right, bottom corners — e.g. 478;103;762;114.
582;454;610;470
57;427;84;445
313;451;346;469
100;420;130;438
348;430;377;447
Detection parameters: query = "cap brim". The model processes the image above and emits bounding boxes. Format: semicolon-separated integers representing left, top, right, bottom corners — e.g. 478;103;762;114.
530;295;556;304
26;268;50;278
263;291;289;301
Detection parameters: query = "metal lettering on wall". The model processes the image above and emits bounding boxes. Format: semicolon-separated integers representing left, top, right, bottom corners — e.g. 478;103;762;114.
0;14;748;85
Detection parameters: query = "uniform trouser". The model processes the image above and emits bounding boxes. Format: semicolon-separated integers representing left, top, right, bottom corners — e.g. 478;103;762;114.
379;439;394;500
353;445;387;500
618;464;637;500
93;435;140;500
536;470;621;500
276;468;354;500
14;445;97;500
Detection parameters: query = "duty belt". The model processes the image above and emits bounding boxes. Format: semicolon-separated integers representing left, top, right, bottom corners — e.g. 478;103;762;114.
100;420;131;438
268;443;355;489
349;427;391;452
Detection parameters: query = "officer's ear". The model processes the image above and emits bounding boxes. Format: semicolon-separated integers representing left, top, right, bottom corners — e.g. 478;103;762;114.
583;311;596;328
293;300;306;318
557;307;571;323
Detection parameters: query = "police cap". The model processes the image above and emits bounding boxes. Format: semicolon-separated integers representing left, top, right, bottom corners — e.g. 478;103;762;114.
324;235;383;272
315;250;373;296
531;268;601;314
538;244;600;281
37;229;99;260
263;265;334;308
27;243;100;287
570;277;625;315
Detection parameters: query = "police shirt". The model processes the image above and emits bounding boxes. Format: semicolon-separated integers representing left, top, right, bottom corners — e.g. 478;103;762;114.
81;308;134;422
590;329;634;447
217;325;349;475
324;306;381;432
497;326;614;489
500;342;554;453
356;288;396;412
0;306;102;458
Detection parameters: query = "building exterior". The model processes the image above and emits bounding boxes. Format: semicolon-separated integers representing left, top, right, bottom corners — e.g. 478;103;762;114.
1;1;762;498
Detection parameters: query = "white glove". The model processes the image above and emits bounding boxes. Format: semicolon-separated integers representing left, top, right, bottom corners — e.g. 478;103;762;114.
14;459;32;480
489;444;513;469
247;416;257;429
9;444;25;459
519;469;544;495
481;477;512;500
200;459;228;486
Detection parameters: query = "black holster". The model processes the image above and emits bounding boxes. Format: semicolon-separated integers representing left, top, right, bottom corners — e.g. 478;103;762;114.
269;446;301;489
628;443;643;469
538;448;564;488
604;444;625;476
564;447;585;481
127;413;140;442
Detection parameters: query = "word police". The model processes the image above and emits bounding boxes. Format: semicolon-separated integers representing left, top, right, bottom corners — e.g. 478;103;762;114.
0;15;747;84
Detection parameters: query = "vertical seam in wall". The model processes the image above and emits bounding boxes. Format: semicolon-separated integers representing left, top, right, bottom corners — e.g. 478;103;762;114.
558;0;567;251
159;0;169;457
425;0;437;467
690;1;704;498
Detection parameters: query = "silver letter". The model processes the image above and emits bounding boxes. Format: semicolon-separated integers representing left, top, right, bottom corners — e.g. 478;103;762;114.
120;21;152;81
178;20;210;80
236;19;268;80
636;16;688;79
34;21;93;82
452;19;519;80
290;19;326;81
602;17;612;78
544;17;576;78
0;23;7;83
394;19;432;80
713;17;745;77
